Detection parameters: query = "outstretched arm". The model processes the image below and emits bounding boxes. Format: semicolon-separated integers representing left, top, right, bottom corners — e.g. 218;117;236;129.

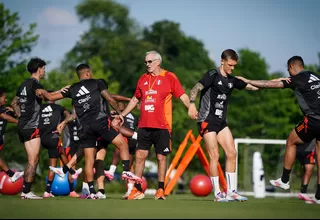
121;96;139;117
180;93;190;109
188;82;204;120
10;96;20;118
111;94;131;102
0;113;18;124
236;76;284;89
245;84;259;91
36;85;70;101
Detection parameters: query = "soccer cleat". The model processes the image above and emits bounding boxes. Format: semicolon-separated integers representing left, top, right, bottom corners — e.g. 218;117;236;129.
126;187;145;200
21;191;43;200
269;178;290;190
104;170;114;181
121;171;142;183
69;191;80;198
49;166;65;178
214;192;228;202
226;191;248;202
80;194;88;199
298;193;313;202
9;171;24;183
96;191;106;199
86;193;98;199
71;168;83;180
43;191;55;198
154;188;166;200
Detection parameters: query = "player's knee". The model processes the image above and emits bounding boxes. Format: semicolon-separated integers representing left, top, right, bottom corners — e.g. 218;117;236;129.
156;154;166;163
225;149;237;161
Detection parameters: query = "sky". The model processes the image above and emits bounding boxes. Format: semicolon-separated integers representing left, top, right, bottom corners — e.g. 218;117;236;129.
2;0;320;74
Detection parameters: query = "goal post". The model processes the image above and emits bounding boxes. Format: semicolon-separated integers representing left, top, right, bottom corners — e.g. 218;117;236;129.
234;138;286;192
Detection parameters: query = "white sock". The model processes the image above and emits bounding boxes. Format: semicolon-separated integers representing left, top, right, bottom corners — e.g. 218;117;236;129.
225;172;236;194
82;182;89;194
109;165;117;174
210;176;220;196
132;132;137;140
127;182;134;191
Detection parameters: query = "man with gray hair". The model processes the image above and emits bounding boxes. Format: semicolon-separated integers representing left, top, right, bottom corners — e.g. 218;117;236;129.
121;50;190;200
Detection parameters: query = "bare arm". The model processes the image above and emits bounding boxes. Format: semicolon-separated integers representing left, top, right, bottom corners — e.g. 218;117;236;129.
101;90;122;114
57;108;76;135
246;80;284;89
245;84;259;91
236;76;284;89
111;94;131;102
179;93;190;109
0;113;18;124
189;83;204;102
36;89;65;101
188;82;204;120
121;96;139;117
10;96;20;118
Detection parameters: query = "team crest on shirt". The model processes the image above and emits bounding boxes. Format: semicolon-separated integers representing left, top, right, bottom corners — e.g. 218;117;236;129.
228;83;233;88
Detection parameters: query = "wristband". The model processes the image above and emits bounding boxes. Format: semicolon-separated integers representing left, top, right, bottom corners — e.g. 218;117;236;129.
190;100;195;103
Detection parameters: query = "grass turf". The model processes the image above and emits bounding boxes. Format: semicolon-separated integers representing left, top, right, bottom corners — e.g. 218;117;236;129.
0;193;319;219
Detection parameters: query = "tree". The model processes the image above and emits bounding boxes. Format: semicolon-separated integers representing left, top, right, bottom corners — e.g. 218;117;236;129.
0;2;39;101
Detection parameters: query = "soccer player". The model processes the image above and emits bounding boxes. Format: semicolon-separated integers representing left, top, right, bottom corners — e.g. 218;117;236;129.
104;101;139;198
36;64;142;199
121;50;190;200
237;55;320;204
296;140;315;202
39;100;81;198
188;49;258;202
0;88;24;183
10;58;69;199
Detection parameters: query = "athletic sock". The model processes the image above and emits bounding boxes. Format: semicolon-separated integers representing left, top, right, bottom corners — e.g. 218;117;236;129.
300;184;308;194
22;181;32;194
5;169;15;177
134;183;142;192
122;160;130;171
158;181;164;190
281;168;291;183
315;184;320;200
45;180;53;193
88;181;96;194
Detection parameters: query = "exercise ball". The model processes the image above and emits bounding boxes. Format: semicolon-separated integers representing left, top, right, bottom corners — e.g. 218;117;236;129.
46;172;77;196
126;176;148;193
141;176;148;193
189;174;213;197
0;171;24;195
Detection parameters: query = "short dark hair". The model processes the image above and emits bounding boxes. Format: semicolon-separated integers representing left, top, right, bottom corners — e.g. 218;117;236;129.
76;64;91;77
287;56;304;67
221;49;239;61
27;58;46;74
0;87;5;97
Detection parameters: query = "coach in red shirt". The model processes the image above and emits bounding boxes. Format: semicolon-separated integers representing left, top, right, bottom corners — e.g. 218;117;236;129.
121;50;190;200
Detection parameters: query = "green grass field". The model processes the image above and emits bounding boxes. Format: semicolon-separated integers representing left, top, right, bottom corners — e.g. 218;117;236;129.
0;193;319;219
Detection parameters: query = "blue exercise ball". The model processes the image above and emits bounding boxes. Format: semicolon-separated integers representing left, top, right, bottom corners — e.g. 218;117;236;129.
45;172;77;196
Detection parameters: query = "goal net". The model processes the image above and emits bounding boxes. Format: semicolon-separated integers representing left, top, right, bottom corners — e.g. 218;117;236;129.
234;138;317;198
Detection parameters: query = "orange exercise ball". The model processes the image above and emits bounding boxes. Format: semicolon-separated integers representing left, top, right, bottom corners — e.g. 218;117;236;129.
189;174;212;197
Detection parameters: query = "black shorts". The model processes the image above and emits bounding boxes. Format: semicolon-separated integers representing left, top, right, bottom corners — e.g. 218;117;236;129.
66;143;80;159
295;116;320;142
296;140;316;165
41;134;62;158
81;117;119;149
197;120;228;137
297;151;315;165
17;128;40;143
137;128;171;155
